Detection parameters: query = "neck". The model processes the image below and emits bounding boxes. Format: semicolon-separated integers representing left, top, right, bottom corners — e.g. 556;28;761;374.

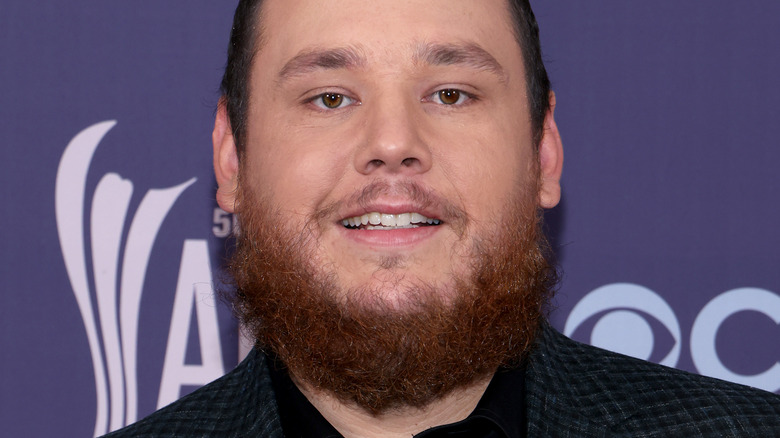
295;374;494;438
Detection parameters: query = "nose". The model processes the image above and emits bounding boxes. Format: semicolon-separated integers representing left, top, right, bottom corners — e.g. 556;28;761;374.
353;97;433;176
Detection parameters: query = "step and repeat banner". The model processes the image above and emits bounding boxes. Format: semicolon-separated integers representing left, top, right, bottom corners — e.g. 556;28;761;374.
2;1;779;436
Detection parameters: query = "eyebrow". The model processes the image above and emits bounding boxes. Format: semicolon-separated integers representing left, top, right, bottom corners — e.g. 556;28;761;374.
278;46;367;83
276;41;507;83
414;42;508;83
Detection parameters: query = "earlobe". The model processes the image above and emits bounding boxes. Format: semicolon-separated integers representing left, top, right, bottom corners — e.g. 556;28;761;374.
538;91;564;209
213;99;240;213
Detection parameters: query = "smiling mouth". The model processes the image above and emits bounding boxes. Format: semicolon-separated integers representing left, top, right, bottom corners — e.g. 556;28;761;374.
342;212;442;230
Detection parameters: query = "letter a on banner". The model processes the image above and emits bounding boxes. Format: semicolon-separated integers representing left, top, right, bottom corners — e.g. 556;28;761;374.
157;239;225;408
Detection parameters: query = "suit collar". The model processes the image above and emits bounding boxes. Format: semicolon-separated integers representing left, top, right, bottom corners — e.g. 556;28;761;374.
250;321;615;436
524;322;611;436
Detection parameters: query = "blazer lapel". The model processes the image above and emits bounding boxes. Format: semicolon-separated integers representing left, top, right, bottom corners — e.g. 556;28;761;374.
525;322;612;437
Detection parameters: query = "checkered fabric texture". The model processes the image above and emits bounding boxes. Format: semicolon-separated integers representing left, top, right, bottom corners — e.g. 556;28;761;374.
102;348;284;438
526;323;780;436
104;323;780;437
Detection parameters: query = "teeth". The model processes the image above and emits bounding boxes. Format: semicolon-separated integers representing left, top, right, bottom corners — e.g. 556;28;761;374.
410;213;426;224
342;212;441;229
380;214;395;226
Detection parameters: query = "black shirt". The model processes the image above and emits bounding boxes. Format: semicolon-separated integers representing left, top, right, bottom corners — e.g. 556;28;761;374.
267;356;526;438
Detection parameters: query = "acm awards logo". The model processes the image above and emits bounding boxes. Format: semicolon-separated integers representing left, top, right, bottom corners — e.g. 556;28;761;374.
565;283;780;393
55;121;228;437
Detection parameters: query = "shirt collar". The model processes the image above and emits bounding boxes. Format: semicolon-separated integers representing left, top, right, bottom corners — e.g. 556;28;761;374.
267;354;526;438
415;366;527;438
267;354;342;438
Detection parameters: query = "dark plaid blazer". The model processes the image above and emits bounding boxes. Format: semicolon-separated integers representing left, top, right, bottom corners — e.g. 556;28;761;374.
104;323;780;437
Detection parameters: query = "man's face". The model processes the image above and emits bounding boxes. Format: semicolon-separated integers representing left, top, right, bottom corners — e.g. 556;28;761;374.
225;0;557;308
215;0;563;410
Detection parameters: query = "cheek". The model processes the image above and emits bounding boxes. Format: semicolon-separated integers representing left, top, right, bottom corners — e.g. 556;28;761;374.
244;128;351;218
435;127;532;215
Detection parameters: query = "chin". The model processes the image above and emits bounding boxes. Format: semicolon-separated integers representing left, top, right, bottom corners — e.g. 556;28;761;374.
340;276;458;312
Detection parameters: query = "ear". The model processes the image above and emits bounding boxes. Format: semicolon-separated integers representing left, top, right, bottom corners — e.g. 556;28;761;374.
213;98;240;213
537;91;564;209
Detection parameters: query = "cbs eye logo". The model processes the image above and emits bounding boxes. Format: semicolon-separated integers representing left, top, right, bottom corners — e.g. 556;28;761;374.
564;283;681;367
564;283;780;393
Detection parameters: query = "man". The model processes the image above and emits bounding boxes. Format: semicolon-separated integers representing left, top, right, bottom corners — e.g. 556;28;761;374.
106;0;780;436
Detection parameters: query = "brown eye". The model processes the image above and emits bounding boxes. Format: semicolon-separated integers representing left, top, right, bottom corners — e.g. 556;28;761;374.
437;89;461;105
321;93;344;108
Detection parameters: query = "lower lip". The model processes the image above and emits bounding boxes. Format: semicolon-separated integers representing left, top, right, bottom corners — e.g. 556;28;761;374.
338;225;440;248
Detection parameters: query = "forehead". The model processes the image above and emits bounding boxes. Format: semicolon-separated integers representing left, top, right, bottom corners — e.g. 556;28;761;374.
256;0;522;76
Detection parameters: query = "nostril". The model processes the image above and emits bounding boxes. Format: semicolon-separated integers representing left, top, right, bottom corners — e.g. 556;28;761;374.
369;159;384;168
401;157;418;167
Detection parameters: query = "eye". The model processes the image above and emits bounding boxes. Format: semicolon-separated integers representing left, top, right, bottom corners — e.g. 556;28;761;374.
431;89;469;105
312;93;355;110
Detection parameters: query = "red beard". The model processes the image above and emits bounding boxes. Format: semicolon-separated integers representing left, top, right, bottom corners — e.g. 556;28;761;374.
226;178;557;414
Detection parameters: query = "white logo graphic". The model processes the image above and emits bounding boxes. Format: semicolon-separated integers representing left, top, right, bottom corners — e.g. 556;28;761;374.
56;121;225;436
566;283;780;393
691;287;780;392
564;283;682;367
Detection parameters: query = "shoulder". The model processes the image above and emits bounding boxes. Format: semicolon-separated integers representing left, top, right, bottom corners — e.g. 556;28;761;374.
526;322;780;436
102;349;283;438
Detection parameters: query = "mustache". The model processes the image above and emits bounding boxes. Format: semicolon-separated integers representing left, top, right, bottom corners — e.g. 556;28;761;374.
313;180;470;236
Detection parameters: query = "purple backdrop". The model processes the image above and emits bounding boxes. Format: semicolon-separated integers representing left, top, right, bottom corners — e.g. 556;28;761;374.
2;1;779;436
